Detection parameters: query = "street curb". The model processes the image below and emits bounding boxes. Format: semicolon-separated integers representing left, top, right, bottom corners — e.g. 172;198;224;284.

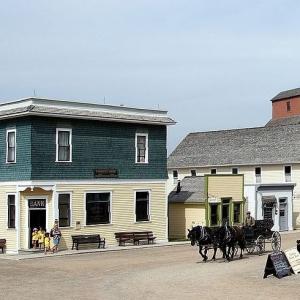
0;241;191;261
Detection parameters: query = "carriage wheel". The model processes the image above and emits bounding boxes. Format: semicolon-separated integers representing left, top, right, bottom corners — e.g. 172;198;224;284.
271;231;281;251
255;235;265;255
246;243;255;254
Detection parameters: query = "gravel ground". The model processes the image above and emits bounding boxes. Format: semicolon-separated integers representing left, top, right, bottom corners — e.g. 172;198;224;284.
0;231;299;300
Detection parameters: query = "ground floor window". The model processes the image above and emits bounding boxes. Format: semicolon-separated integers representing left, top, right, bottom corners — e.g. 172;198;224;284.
221;198;231;224
86;192;111;225
135;191;150;222
7;194;15;228
233;202;241;223
263;203;274;220
210;203;218;226
58;193;71;227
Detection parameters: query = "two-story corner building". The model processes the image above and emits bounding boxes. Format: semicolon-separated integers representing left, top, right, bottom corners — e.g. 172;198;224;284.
0;97;175;253
168;88;300;233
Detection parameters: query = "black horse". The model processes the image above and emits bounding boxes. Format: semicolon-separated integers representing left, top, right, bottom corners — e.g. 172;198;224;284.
187;226;219;262
218;223;245;261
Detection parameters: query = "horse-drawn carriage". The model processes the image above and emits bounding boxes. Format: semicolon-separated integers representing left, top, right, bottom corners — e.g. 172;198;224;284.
243;219;281;255
187;219;282;262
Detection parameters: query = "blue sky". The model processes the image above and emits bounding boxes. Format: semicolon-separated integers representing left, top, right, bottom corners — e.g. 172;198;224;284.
1;1;300;152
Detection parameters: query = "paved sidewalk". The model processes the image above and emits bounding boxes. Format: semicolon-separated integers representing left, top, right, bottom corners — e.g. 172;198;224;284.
2;229;299;261
0;240;190;260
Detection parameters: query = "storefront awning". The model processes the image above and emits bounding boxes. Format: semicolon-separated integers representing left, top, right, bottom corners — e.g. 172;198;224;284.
262;195;276;204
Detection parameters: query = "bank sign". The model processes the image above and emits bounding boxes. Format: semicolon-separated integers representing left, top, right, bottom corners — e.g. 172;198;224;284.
28;199;46;209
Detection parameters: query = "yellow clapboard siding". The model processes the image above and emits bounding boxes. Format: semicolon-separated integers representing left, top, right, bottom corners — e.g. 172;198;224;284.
0;186;17;253
52;182;167;249
207;175;243;201
169;203;205;239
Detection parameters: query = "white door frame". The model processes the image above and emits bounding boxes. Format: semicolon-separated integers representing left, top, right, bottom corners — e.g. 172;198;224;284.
25;196;49;249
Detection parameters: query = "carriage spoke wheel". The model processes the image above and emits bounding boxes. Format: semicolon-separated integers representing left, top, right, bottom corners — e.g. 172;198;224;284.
271;231;281;251
255;235;265;255
246;243;255;254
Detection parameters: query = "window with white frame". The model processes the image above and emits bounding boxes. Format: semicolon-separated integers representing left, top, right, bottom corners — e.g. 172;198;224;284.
7;194;16;228
255;167;261;183
232;167;238;175
86;192;111;225
173;170;178;184
135;191;150;222
58;193;71;227
191;170;196;176
56;129;72;162
284;166;291;182
6;129;16;163
211;168;217;175
135;133;148;163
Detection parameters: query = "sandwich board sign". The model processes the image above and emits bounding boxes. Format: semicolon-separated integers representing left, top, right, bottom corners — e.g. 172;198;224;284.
284;247;300;274
263;251;291;279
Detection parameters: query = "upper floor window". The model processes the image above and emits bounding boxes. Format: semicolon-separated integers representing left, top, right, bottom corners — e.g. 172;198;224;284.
232;168;238;175
173;170;178;184
287;101;291;112
211;168;217;175
6;129;16;163
191;170;196;177
135;133;148;163
56;128;72;162
284;166;291;182
255;167;261;183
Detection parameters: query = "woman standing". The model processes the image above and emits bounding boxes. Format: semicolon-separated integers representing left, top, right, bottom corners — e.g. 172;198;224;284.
50;222;62;253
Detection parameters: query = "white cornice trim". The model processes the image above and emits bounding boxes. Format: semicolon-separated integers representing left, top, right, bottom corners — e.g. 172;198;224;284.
167;162;300;169
0;97;168;116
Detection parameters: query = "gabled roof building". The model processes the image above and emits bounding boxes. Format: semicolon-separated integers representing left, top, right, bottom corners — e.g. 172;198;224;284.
168;88;300;232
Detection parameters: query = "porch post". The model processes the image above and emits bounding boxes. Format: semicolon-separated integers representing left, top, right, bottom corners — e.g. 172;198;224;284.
16;186;20;252
52;185;58;222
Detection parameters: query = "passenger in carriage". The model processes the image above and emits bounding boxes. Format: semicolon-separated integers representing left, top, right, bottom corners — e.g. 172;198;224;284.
244;211;255;227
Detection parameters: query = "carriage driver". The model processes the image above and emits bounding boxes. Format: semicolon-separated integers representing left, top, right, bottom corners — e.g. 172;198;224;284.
244;211;255;227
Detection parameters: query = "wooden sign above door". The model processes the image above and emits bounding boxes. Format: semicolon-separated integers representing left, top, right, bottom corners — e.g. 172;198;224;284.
28;199;46;209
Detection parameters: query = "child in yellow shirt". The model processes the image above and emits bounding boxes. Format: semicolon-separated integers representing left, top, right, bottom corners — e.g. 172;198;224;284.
32;228;39;249
44;232;51;254
38;227;45;250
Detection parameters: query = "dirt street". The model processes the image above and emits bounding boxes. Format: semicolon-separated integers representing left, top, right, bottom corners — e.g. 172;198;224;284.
0;232;299;300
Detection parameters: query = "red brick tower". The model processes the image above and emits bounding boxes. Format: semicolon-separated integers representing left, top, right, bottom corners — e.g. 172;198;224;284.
271;88;300;120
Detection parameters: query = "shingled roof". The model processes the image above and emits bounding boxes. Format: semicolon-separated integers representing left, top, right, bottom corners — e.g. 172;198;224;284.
265;115;300;127
271;88;300;102
168;176;205;203
168;125;300;168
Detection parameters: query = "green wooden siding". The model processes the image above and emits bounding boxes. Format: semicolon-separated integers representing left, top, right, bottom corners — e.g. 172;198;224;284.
0;118;32;181
0;116;168;181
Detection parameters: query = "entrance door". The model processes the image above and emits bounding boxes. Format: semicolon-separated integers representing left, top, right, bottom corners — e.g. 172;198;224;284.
263;203;274;220
279;198;288;231
29;210;46;248
221;199;230;225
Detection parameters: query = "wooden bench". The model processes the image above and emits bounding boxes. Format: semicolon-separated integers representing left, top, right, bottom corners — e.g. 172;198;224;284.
0;239;6;253
115;231;156;246
71;234;105;250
